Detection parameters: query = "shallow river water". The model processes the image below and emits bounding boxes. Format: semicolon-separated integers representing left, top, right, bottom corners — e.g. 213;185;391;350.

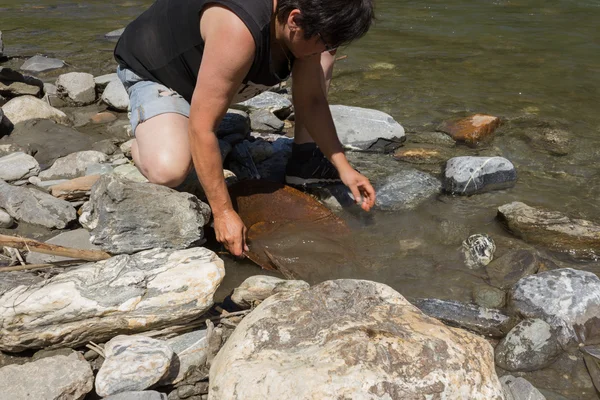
1;1;600;397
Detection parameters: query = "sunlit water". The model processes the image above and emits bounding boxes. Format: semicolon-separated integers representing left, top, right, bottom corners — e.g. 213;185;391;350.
2;2;600;395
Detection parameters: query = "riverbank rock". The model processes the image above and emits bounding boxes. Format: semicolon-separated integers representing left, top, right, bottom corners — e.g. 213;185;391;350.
49;174;100;200
25;229;99;264
412;298;513;337
509;268;600;346
105;28;125;39
231;275;310;308
1;95;69;125
444;156;517;195
0;208;14;228
497;202;600;259
160;329;209;385
0;152;40;181
486;249;543;289
210;280;504;399
581;345;600;393
0;247;224;351
0;79;41;98
0;108;13;136
249;109;284;132
104;392;167;400
500;376;546;400
330;105;405;151
96;336;174;397
0;180;76;229
0;353;94;400
20;55;65;73
81;174;211;254
375;168;441;211
102;79;129;111
235;91;292;119
56;72;96;105
112;164;149;183
95;73;119;90
495;319;562;372
39;150;107;180
438;114;501;147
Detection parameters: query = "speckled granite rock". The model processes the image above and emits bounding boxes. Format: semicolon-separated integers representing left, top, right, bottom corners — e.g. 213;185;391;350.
0;247;224;351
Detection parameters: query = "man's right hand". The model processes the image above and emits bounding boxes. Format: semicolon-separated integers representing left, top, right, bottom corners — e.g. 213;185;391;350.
213;209;249;257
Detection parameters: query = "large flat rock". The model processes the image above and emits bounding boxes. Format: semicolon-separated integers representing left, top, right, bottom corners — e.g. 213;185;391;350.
1;95;69;126
0;247;225;351
209;279;504;399
81;174;211;254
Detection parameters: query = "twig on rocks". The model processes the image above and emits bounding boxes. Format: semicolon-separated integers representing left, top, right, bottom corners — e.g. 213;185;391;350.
85;341;105;358
138;310;251;339
5;247;26;266
0;234;111;261
0;260;86;272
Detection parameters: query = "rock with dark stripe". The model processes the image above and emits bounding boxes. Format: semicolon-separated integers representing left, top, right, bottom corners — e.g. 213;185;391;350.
444;156;517;195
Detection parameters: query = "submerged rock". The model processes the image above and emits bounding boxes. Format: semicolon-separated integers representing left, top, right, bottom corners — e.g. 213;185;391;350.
0;247;224;351
462;233;496;269
495;319;562;372
444;156;517;195
412;298;513;337
56;72;96;105
509;268;600;346
0;179;76;229
438;114;501;147
486;249;543;289
231;275;310;308
375;168;441;211
82;174;210;254
210;280;504;399
0;152;40;182
1;95;69;125
39;150;108;180
20;55;65;73
581;345;600;393
473;284;506;309
497;202;600;259
330;105;405;151
96;336;174;397
500;376;546;400
0;353;94;400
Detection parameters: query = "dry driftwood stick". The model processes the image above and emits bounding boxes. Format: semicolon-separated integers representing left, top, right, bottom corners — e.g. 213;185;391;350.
0;261;85;272
0;234;111;262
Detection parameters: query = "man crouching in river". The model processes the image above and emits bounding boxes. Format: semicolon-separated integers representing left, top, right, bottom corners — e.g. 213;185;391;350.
114;0;376;257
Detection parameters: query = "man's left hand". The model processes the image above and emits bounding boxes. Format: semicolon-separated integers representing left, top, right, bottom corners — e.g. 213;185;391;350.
339;167;376;211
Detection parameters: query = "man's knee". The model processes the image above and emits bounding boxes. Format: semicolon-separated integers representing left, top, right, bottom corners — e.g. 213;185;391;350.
142;156;191;187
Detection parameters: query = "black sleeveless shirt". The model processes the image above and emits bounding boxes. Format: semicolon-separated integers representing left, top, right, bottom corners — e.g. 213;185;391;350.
114;0;291;103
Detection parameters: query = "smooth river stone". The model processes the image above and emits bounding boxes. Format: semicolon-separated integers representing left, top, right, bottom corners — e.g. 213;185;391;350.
444;156;517;195
39;150;108;180
497;201;600;259
210;280;504;399
0;247;225;352
0;179;76;229
0;208;14;228
0;152;40;182
1;95;69;125
438;114;501;147
101;79;129;111
20;55;65;73
160;329;209;385
95;336;174;397
509;268;600;346
0;353;94;400
375;168;441;211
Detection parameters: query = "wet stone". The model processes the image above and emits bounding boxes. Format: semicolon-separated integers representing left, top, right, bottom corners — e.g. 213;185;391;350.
495;319;562;372
95;336;174;397
438;114;501;147
444;156;517;195
0;353;94;400
486;250;542;289
105;28;125;39
412;298;513;337
375;168;441;211
56;72;96;105
102;79;129;111
20;55;65;73
231;275;310;309
509;268;600;346
249;109;284;133
473;284;506;309
462;234;496;269
500;376;546;400
0;152;40;182
330;104;405;151
1;95;69;125
39;150;108;180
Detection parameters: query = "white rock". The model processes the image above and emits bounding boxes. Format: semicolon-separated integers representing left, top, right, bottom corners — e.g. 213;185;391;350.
95;73;119;89
2;95;69;125
0;152;40;182
0;353;94;400
112;164;148;183
120;139;135;158
231;275;309;308
102;79;129;111
0;208;13;228
160;329;209;385
39;150;108;180
210;279;504;399
56;72;96;105
96;336;174;397
20;55;65;73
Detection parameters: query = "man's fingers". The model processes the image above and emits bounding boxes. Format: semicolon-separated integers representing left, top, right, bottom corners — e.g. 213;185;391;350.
349;185;362;205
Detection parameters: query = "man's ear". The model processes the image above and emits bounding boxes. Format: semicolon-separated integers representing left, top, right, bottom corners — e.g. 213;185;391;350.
286;9;302;32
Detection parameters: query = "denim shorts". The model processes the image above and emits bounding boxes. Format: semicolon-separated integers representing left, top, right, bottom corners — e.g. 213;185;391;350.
116;66;190;135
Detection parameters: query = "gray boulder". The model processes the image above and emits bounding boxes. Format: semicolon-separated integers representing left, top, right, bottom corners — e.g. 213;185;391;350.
249;109;284;132
231;275;310;308
495;319;562;372
81;174;211;254
96;336;174;397
25;229;100;264
235;91;292;119
39;150;108;180
105;28;125;39
330;105;405;151
0;208;13;228
375;168;440;211
412;298;514;337
20;55;65;73
209;280;504;399
0;152;40;181
102;79;129;111
501;376;546;400
486;250;543;289
444;156;517;195
1;95;69;125
0;353;94;400
509;268;600;346
0;179;76;229
56;72;96;105
0;247;225;351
